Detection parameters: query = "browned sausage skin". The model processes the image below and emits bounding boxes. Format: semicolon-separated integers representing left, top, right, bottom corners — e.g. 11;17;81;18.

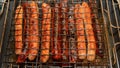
74;4;86;60
15;5;23;55
28;1;39;61
82;2;96;61
68;5;77;63
17;1;39;62
17;3;30;63
52;3;62;60
60;0;69;61
40;3;51;63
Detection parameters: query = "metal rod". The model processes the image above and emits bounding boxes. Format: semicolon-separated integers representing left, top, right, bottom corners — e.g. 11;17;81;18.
0;0;6;16
0;0;9;54
100;0;113;68
112;0;120;38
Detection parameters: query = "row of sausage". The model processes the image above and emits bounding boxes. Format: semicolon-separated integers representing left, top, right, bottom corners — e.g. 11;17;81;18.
15;1;96;63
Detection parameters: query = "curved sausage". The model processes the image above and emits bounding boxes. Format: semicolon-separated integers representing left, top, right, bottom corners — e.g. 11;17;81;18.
74;4;86;60
40;3;51;63
28;1;39;61
82;2;96;61
15;5;23;55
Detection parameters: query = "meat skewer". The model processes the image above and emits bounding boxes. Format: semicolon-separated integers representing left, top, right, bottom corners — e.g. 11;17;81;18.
82;2;96;61
28;1;39;61
68;5;77;63
40;3;51;63
52;3;62;60
74;4;86;60
15;5;23;55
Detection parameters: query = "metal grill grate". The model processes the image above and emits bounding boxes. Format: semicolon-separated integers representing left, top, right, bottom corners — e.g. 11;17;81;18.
0;0;113;68
98;0;120;68
0;0;7;16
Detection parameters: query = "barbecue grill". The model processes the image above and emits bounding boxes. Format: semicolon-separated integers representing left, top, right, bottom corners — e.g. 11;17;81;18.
0;0;120;68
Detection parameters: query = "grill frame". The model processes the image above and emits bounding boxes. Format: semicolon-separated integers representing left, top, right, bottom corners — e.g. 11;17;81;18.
0;0;115;68
0;0;9;57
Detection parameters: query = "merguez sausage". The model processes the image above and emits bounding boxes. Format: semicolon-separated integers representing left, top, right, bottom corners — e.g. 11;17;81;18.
17;3;30;63
28;1;39;61
82;2;96;61
15;5;23;55
52;3;62;60
68;5;77;63
60;0;69;61
74;4;86;60
40;3;51;63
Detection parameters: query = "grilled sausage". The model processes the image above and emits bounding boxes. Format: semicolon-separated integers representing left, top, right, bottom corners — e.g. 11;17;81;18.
40;3;51;63
68;5;77;63
82;2;96;61
52;3;62;60
68;6;77;63
74;4;86;60
28;1;39;61
17;3;30;63
15;5;23;55
60;1;69;61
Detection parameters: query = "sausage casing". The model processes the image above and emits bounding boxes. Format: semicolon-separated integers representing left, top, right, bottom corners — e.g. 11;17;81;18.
17;3;30;63
75;4;86;60
52;3;62;60
15;5;23;55
40;3;51;63
28;1;39;61
60;1;69;61
68;6;77;63
82;2;96;61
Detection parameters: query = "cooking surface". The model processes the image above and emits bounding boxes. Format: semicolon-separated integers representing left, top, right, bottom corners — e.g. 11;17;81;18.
0;0;120;68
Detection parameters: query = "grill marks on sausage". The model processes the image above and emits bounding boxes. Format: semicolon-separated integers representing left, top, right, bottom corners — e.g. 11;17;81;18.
17;3;30;63
16;1;39;63
15;2;97;63
60;1;69;61
75;4;87;60
40;3;51;63
52;3;62;60
15;5;23;55
68;6;77;63
27;1;39;61
74;2;96;61
82;2;96;61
